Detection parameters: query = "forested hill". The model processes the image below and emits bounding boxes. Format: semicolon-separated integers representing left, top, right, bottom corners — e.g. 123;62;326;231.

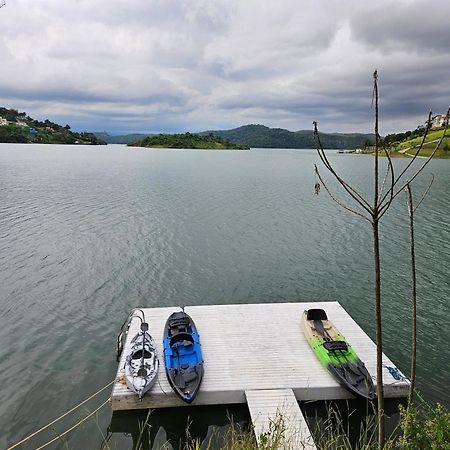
129;132;249;149
0;107;106;145
203;125;375;149
95;125;375;148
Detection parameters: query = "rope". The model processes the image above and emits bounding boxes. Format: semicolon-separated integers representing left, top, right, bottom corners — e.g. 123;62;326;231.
156;372;169;395
6;380;114;450
35;399;110;450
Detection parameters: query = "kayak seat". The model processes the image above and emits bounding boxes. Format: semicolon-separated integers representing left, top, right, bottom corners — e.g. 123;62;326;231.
132;350;153;359
170;332;194;347
307;309;328;321
323;340;348;352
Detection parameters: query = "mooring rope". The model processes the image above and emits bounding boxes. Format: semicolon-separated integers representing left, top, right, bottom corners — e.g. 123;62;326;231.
6;380;114;450
35;399;110;450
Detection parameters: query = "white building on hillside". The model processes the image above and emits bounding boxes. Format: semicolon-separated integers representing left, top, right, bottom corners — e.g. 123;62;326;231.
427;114;447;129
0;116;8;126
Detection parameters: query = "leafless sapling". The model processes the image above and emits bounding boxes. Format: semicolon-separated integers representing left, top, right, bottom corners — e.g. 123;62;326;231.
313;70;449;448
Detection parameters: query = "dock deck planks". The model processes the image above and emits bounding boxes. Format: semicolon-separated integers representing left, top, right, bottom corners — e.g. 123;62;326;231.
246;388;317;449
111;301;409;411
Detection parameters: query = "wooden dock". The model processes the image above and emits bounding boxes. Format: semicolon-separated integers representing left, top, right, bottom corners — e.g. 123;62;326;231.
111;302;409;448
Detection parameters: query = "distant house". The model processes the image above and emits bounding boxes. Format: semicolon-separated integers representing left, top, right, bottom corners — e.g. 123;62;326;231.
16;121;28;127
0;116;8;126
29;128;38;135
427;114;447;130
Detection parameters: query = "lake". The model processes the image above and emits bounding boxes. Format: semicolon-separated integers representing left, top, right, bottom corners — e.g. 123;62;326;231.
0;144;449;449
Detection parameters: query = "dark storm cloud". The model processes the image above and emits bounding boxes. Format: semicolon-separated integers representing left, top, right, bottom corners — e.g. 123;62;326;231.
0;0;448;133
0;86;189;107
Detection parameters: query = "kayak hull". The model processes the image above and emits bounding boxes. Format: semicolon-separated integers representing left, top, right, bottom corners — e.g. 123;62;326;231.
163;311;204;403
124;329;159;399
301;308;376;401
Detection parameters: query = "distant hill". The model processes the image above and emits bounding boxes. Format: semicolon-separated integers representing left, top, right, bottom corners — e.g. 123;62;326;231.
0;107;106;145
203;125;375;149
97;125;375;149
128;132;249;150
94;132;154;144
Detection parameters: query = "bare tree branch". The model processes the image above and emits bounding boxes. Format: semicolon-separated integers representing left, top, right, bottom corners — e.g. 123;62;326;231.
377;133;395;211
379;108;449;218
314;165;371;222
373;70;380;215
378;111;433;209
413;174;434;213
314;122;373;214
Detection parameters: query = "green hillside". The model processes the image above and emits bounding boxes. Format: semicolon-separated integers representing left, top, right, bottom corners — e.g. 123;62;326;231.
128;132;249;149
0;107;106;145
394;129;450;158
97;124;375;148
203;124;375;149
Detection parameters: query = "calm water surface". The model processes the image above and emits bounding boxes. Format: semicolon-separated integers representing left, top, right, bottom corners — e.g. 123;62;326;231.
0;144;449;449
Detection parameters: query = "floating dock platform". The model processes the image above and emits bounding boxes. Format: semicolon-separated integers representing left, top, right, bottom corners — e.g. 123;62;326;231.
111;302;409;448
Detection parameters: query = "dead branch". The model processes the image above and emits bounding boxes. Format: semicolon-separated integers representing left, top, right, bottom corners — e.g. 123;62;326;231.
413;174;434;213
314;165;371;222
314;122;373;214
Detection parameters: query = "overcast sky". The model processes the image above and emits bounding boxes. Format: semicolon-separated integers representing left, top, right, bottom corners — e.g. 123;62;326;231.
0;0;449;134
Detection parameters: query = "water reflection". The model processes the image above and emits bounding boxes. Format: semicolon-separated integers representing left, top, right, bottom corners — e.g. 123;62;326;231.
108;404;250;449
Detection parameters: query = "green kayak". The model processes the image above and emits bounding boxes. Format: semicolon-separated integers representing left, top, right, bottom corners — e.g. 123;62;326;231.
301;308;376;400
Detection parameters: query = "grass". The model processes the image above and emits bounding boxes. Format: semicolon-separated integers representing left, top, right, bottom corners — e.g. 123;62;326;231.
98;398;449;450
393;128;450;159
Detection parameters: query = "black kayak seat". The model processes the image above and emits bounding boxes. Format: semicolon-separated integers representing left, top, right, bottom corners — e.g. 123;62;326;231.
323;340;348;352
132;349;152;359
306;309;328;321
170;332;194;347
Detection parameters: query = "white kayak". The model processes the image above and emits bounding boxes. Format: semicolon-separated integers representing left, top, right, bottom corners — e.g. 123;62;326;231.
124;321;159;399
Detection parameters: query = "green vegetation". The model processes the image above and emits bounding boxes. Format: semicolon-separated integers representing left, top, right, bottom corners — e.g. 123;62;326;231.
204;125;375;149
0;107;106;145
127;400;450;450
97;125;375;149
395;129;450;158
384;127;426;146
128;132;250;149
398;402;450;450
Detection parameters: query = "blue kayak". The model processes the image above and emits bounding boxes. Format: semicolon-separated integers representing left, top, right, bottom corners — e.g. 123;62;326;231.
163;311;204;403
